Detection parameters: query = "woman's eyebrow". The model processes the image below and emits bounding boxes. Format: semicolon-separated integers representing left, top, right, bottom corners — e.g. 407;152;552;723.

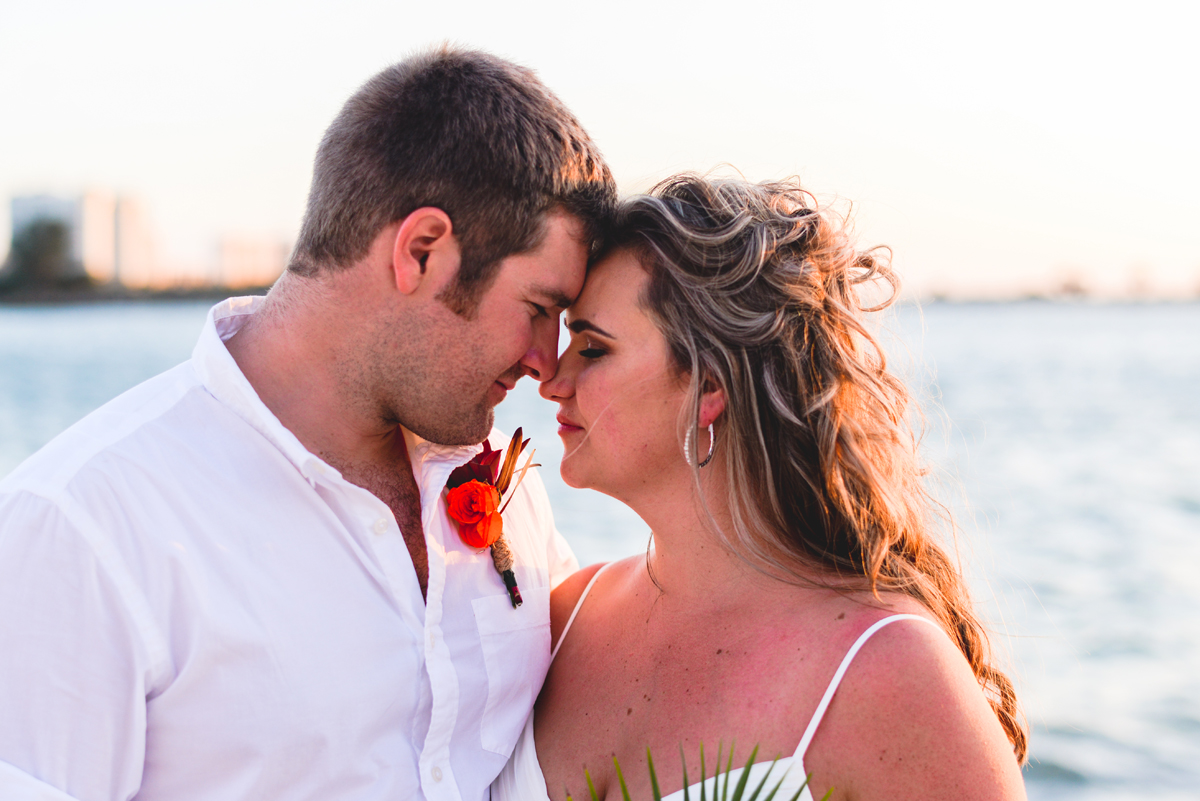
567;319;616;339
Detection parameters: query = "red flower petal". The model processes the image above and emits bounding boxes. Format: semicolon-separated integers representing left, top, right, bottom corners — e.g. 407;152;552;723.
460;511;504;549
446;481;499;525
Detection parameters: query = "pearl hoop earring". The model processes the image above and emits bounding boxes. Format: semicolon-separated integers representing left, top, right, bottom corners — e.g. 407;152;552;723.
684;424;716;468
698;424;715;468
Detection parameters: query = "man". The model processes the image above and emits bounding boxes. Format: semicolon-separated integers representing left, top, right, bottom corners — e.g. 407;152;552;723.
0;48;616;800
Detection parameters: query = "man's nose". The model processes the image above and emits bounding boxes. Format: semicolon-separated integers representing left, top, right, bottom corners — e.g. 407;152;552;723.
519;320;560;382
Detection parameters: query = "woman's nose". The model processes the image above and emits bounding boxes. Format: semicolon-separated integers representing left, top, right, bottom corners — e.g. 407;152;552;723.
539;354;576;401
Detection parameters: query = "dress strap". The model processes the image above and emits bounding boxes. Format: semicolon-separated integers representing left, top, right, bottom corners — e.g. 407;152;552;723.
791;614;943;761
550;562;615;663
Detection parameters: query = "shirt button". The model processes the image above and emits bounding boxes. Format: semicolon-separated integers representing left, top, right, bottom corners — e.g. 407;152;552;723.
372;518;388;534
431;766;443;782
429;632;436;647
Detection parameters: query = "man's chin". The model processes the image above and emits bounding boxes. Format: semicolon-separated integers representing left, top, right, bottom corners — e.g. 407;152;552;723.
407;404;495;447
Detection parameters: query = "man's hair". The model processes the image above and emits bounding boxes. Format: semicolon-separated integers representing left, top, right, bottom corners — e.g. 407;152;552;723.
290;46;617;314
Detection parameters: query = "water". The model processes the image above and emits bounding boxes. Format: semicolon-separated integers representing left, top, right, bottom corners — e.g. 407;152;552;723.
1;300;1197;798
877;303;1200;800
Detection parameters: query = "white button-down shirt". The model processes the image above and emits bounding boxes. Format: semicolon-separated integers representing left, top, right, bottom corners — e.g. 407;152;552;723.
0;297;577;801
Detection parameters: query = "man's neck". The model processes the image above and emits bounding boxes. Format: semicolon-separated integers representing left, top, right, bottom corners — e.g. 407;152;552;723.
225;272;436;599
224;278;405;473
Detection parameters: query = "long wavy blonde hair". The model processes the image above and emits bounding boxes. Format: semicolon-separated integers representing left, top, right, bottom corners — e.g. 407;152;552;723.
609;173;1027;762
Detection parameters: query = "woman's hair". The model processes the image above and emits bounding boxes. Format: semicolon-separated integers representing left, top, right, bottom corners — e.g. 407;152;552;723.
608;173;1026;762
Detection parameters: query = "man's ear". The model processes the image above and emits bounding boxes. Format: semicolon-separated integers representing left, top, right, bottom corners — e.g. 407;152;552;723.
698;380;726;429
391;207;457;295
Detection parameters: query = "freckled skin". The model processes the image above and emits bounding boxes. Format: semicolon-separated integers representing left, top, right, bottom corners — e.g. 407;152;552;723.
538;558;917;800
534;254;1026;801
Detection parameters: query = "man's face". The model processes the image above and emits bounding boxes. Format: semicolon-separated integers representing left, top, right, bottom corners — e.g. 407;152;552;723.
386;212;588;446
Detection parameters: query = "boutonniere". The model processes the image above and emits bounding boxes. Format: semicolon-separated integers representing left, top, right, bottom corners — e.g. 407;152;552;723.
445;428;539;608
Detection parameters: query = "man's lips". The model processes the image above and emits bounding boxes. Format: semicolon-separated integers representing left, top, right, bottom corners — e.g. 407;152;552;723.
489;380;513;403
494;367;522;394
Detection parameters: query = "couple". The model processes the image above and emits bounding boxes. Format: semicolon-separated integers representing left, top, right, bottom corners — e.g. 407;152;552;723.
0;48;1026;801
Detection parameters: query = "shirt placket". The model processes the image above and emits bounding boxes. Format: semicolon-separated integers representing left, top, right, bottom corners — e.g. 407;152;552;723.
301;437;479;801
198;306;491;800
414;441;477;801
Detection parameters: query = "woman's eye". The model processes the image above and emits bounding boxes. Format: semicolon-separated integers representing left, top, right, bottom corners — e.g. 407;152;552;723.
579;347;606;359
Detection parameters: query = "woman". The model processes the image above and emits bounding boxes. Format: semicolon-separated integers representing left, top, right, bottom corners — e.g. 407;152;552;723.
495;175;1026;800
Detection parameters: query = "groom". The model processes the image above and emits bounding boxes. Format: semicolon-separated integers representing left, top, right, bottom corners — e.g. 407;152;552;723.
0;48;615;800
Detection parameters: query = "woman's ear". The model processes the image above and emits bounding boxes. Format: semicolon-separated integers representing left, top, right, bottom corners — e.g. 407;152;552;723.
698;380;726;429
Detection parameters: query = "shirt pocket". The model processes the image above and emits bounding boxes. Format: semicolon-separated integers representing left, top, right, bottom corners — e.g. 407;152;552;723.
472;584;552;756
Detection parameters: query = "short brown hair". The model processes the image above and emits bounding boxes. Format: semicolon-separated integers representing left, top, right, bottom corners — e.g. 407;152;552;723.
290;46;616;313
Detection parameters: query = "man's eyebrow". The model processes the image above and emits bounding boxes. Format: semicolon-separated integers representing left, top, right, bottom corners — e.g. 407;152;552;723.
530;284;575;310
567;319;616;339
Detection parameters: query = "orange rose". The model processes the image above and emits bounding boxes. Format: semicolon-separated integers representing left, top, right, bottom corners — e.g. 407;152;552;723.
446;481;503;548
460;510;504;549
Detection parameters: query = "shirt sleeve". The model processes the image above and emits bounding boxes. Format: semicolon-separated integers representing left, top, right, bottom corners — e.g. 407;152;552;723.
0;760;82;801
0;490;155;801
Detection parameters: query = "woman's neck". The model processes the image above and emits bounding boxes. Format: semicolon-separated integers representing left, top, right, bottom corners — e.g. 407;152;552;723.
625;464;799;610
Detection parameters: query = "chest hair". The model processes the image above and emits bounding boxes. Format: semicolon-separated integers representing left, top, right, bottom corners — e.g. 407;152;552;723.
335;457;430;598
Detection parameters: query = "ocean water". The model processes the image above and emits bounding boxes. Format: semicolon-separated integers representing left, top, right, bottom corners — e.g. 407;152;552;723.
1;300;1197;798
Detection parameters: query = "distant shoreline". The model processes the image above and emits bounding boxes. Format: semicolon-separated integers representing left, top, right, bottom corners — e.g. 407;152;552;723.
1;284;1195;307
0;284;272;306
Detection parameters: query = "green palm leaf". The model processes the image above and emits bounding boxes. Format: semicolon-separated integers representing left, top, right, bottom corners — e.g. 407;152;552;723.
583;743;829;801
729;744;759;800
679;744;691;801
647;748;663;801
613;755;633;801
721;742;735;800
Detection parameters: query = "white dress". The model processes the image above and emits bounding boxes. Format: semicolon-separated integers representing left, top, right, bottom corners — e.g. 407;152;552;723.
492;563;939;801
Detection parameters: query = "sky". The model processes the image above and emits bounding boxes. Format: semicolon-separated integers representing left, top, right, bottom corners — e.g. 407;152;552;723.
2;0;1198;297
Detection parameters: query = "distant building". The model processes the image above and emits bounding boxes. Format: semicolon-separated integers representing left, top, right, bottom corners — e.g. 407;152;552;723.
216;235;289;288
7;192;158;287
7;192;289;291
111;197;161;289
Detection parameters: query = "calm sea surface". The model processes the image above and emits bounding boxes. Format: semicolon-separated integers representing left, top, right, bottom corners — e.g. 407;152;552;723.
1;300;1197;799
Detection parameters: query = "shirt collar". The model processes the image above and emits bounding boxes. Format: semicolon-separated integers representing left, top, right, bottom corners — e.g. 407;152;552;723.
191;296;484;484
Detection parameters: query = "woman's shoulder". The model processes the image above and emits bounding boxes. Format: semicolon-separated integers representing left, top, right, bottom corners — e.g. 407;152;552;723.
800;594;1025;799
548;562;604;646
798;591;976;728
763;584;937;657
548;556;641;651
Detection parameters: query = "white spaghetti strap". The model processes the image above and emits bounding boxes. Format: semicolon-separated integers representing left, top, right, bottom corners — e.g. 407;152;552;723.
550;562;614;663
791;614;943;761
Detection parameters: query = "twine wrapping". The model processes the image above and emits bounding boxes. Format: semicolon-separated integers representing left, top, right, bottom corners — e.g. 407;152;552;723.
490;536;523;608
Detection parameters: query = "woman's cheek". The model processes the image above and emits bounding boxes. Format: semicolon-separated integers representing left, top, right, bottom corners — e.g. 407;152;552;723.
574;369;608;420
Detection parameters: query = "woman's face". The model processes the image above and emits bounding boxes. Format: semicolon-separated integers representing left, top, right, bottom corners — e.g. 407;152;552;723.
539;249;688;500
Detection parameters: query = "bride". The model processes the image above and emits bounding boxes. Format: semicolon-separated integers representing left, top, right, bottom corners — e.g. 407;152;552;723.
494;174;1027;800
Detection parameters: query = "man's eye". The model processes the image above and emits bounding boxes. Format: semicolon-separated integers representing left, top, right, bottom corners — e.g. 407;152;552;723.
529;303;549;318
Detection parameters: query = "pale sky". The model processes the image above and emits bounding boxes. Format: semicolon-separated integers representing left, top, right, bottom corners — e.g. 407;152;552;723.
2;0;1197;297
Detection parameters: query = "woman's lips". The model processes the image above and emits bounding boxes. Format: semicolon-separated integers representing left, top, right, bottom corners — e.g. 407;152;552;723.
556;413;583;435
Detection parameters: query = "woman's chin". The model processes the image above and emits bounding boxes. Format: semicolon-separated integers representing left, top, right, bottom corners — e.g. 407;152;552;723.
558;456;601;492
558;464;587;490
